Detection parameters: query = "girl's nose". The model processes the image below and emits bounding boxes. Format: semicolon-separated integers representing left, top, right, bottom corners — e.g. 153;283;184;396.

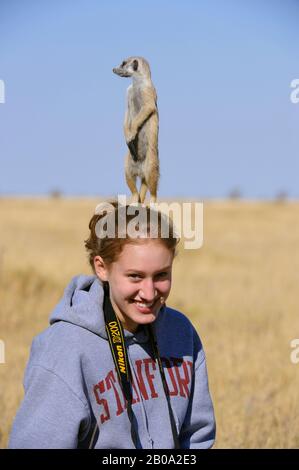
139;280;157;301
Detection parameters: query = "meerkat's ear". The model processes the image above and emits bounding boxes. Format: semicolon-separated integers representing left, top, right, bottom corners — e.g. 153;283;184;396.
133;59;138;71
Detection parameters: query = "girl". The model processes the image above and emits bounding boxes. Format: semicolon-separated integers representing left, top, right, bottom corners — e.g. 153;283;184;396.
9;202;216;449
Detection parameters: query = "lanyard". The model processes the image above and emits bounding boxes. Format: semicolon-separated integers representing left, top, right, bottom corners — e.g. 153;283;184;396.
147;323;180;449
103;282;138;447
103;282;180;449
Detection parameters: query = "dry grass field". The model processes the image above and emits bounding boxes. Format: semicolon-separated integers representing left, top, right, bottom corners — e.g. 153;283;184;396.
0;197;299;448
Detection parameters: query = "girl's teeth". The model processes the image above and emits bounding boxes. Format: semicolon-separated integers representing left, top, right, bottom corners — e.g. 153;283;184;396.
135;301;154;308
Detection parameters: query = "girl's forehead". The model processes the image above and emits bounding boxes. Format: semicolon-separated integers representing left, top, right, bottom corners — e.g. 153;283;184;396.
116;241;173;268
122;240;170;255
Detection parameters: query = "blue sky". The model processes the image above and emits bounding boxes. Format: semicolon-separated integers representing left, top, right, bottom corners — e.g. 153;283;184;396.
0;0;298;198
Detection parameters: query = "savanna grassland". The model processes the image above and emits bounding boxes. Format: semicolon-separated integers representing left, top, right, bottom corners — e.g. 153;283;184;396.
0;197;299;448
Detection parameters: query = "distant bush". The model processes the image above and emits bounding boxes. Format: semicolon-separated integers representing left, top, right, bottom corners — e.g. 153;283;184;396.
228;187;242;200
49;189;63;199
275;190;288;203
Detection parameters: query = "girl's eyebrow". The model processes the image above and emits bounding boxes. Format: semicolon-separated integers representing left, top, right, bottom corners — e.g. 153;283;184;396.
125;266;172;274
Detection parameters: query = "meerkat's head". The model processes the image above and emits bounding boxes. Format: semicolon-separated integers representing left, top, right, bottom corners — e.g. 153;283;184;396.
113;57;151;79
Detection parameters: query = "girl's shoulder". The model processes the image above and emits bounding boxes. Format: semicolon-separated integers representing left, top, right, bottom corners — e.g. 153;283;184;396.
160;304;200;335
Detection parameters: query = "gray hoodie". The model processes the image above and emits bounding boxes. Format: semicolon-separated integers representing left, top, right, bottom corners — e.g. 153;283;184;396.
8;274;216;449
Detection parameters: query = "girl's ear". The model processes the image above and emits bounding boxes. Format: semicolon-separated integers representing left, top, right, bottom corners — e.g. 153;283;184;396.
93;256;109;281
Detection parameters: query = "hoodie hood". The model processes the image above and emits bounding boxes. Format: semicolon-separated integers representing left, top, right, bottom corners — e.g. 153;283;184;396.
49;274;150;343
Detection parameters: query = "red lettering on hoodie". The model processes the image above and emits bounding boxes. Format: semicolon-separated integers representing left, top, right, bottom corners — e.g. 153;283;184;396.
172;358;191;398
186;360;193;381
93;380;110;424
93;357;194;422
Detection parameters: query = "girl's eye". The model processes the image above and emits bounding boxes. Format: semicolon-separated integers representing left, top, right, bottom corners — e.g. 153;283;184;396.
156;272;168;278
128;272;169;280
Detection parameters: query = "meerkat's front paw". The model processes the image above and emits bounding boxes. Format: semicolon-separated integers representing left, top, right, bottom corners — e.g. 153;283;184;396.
126;125;138;143
127;135;139;161
126;133;134;143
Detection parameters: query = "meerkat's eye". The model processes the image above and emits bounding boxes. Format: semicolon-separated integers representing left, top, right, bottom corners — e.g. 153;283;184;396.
133;60;138;71
121;61;127;67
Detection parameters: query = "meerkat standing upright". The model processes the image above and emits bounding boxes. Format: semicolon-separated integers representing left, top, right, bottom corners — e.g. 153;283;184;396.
113;56;159;204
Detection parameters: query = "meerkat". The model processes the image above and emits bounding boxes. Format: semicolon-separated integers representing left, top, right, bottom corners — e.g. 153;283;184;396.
113;56;159;204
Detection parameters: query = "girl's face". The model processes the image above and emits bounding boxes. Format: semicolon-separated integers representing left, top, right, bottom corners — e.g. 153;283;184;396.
94;240;174;333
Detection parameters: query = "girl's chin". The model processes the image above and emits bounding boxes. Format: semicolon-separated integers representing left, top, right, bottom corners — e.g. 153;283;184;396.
124;311;157;333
